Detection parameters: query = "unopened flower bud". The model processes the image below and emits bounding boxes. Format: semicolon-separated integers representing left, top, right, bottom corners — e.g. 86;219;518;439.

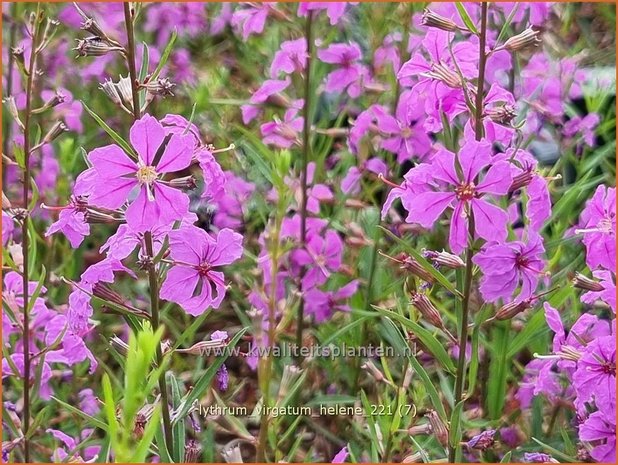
422;9;459;32
80;17;122;48
408;423;432;435
74;36;124;58
485;104;516;125
426;410;449;447
401;256;435;283
495;298;533;321
185;440;202;463
509;168;535;192
361;360;393;386
93;283;126;307
168;175;197;190
423;249;465;269
411;292;444;329
572;272;605;292
110;336;129;355
85;209;122;224
503;27;541;52
466;429;495;451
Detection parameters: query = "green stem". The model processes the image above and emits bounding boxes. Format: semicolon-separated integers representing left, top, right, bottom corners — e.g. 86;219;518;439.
123;2;173;453
295;10;314;361
21;5;43;461
448;3;488;462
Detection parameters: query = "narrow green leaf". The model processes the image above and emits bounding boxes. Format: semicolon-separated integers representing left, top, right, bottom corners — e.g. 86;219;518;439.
374;306;456;374
170;375;185;463
449;400;465;448
81;101;138;160
50;396;109;433
455;3;479;34
151;29;177;81
380;317;447;421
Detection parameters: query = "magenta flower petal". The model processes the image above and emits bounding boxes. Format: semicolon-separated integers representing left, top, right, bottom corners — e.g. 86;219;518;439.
130;114;166;165
476;161;513;196
156;133;194;173
88;144;137;178
407;191;454;228
471;198;509;244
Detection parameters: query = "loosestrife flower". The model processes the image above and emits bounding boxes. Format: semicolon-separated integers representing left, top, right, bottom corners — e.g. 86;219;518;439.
298;2;356;25
76;114;193;231
384;137;512;253
318;42;369;98
572;335;616;410
473;232;546;302
579;410;616;462
160;225;243;316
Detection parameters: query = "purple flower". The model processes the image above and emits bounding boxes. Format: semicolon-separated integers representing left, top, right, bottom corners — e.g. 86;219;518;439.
44;196;91;248
260;108;303;148
144;3;206;46
573;335;616;410
46;428;100;463
318;42;368;98
577;185;616;272
298;3;356;25
579;410;616;462
231;3;275;40
160;225;243;316
77;114;194;231
563;113;600;147
473;233;545;302
242;77;291;124
212;171;255;229
375;105;432;163
341;158;388;196
387;138;512;253
304;280;359;322
79;388;100;416
271;39;307;78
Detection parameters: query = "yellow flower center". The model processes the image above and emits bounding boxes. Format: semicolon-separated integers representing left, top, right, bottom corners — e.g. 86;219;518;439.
136;165;158;185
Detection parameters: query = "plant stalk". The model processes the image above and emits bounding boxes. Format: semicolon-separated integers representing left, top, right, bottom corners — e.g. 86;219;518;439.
123;2;173;453
20;5;43;461
448;3;488;462
295;10;314;361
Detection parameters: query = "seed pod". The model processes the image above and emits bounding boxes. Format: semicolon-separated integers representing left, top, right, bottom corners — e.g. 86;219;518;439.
426;410;449;447
503;27;541;52
421;9;459;32
423;249;465;269
411;292;444;329
407;423;432;435
572;272;605;292
401;256;435;283
74;36;124;57
495;298;533;321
